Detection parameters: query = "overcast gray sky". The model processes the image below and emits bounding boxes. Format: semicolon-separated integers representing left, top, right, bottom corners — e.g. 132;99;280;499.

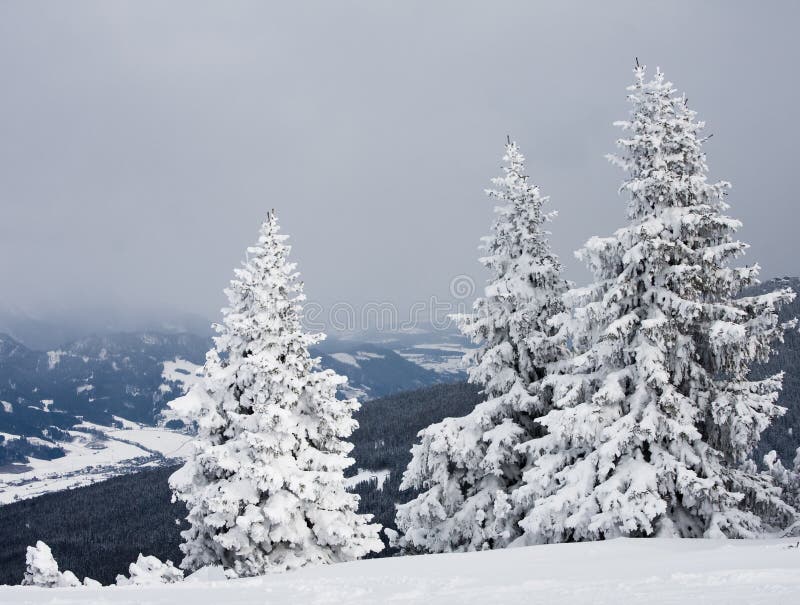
0;2;797;328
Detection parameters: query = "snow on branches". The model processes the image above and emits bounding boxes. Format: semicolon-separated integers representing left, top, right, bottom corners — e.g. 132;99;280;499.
394;140;568;553
170;212;382;576
513;66;797;543
115;555;184;586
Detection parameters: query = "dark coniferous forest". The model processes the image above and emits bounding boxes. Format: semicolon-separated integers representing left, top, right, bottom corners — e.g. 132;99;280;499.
0;382;482;585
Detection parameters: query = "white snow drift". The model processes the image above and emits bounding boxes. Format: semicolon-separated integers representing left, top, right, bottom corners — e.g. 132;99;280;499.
2;539;799;604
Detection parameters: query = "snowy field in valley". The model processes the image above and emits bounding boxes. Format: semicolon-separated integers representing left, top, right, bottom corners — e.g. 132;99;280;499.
0;423;191;504
0;426;389;504
0;358;200;504
396;343;473;375
2;538;799;604
343;468;390;490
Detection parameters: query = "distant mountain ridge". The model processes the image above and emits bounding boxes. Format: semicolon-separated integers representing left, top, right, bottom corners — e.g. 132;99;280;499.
2;275;796;492
0;330;463;466
0;332;208;430
316;342;447;400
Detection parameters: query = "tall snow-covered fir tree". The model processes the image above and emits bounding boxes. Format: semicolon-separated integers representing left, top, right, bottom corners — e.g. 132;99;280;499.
393;140;567;553
169;212;383;577
512;65;797;544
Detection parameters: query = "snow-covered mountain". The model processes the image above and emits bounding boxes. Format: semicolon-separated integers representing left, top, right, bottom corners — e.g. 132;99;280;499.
0;330;468;499
316;342;458;400
0;331;462;436
329;325;475;377
0;332;209;460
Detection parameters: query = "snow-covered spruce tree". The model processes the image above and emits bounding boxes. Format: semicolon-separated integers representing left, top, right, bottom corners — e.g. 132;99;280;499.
513;65;796;543
393;140;567;552
169;212;382;576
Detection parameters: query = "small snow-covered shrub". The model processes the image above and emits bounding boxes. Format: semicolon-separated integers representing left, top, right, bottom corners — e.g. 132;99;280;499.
21;541;83;587
115;554;183;586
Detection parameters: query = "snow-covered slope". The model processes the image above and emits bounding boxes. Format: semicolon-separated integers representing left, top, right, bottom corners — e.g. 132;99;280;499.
0;332;456;501
0;332;453;452
0;422;191;504
2;538;799;603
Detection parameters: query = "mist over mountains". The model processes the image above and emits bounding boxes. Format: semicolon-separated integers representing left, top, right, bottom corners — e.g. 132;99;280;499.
0;303;215;351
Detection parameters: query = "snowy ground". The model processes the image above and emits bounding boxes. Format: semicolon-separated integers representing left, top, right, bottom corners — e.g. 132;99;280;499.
0;423;191;504
2;538;799;603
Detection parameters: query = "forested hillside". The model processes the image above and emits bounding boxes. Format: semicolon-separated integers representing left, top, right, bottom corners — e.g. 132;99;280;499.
0;332;455;465
0;382;482;585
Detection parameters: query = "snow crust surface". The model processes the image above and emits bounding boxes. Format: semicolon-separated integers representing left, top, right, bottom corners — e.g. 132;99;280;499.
2;538;799;604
